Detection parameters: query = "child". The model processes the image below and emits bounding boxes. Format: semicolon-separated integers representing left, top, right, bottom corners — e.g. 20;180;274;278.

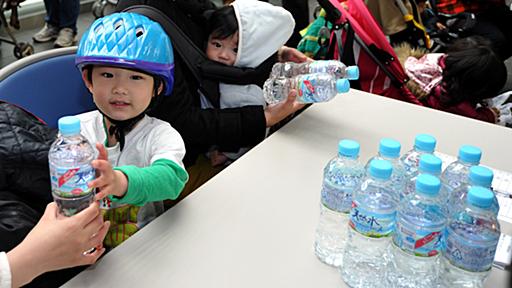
201;0;295;166
74;12;189;247
400;36;507;123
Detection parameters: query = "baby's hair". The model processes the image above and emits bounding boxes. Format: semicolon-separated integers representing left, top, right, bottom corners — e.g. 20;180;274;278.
442;36;506;105
206;5;238;40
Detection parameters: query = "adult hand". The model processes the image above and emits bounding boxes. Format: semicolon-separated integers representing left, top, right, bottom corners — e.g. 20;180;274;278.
90;143;128;200
264;89;306;127
277;46;311;63
7;202;109;287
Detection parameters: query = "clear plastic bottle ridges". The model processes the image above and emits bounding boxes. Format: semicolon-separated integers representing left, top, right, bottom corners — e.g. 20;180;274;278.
439;186;500;288
387;174;447;288
365;138;406;197
263;72;350;104
448;165;499;216
442;145;482;194
48;116;96;216
270;60;360;80
315;139;365;267
400;134;437;186
403;153;447;201
341;159;399;288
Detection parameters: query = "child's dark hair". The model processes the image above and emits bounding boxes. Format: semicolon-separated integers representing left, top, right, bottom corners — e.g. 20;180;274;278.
206;5;238;40
442;36;506;105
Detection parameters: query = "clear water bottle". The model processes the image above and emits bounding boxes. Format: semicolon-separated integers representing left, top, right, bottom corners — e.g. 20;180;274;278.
400;134;437;180
439;186;501;288
315;139;365;267
341;159;399;288
365;138;406;196
387;174;447;288
48;116;96;216
448;165;499;216
270;60;360;80
442;145;482;194
263;72;350;104
403;154;447;200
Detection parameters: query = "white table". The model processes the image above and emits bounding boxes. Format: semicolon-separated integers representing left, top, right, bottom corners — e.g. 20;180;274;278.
65;89;512;287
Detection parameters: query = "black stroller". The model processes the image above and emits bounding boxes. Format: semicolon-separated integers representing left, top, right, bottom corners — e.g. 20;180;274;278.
0;0;34;59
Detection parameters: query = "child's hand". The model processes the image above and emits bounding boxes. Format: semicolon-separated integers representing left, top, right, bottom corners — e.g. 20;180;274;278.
264;89;306;127
278;46;311;63
89;143;128;201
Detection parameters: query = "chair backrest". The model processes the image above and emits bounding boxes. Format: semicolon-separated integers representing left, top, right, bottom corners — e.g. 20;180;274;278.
0;47;95;128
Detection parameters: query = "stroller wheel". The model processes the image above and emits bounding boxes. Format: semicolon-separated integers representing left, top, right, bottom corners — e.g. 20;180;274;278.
92;0;106;18
13;42;34;59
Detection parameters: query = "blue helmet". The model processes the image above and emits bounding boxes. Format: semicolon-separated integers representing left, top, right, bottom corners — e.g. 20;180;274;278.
76;12;174;96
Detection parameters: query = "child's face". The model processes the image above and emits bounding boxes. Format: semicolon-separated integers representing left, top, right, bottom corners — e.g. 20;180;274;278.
82;66;162;121
206;32;238;66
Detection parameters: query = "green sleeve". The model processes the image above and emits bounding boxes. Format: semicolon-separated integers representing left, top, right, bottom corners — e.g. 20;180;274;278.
110;159;189;206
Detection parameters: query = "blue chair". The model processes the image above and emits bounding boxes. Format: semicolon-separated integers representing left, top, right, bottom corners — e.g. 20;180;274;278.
0;47;95;127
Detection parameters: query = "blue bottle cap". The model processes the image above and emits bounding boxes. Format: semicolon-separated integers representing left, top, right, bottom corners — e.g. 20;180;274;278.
467;186;494;208
369;159;393;180
419;154;442;174
58;116;81;136
379;138;401;158
458;145;482;165
345;66;360;80
415;174;441;196
469;166;493;188
414;134;436;152
338;139;360;157
336;78;350;93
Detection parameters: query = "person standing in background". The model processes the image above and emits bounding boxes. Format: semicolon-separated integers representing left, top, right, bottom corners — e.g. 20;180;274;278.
32;0;80;48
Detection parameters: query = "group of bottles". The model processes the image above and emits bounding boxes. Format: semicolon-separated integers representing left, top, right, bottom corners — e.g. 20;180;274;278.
263;60;359;104
48;116;96;216
314;134;501;288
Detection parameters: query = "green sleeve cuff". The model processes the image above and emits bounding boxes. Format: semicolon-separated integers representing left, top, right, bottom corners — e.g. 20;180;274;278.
110;159;189;206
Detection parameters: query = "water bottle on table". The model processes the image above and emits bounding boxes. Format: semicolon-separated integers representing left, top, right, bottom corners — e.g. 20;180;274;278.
400;134;437;182
314;139;365;267
270;60;360;80
48;116;96;216
403;153;446;200
365;138;406;197
442;145;482;194
448;165;499;216
439;186;500;288
263;72;350;104
341;159;399;288
387;174;447;288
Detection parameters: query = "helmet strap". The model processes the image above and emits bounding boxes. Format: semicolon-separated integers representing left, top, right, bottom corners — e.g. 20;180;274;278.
100;111;145;151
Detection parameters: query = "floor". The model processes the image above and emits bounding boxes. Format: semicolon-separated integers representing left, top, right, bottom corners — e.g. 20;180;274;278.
0;1;511;91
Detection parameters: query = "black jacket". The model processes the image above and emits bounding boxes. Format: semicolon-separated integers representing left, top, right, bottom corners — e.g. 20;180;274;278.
0;101;56;251
117;0;269;166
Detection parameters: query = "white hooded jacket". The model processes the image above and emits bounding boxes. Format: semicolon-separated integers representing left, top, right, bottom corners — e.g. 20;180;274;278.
201;0;295;109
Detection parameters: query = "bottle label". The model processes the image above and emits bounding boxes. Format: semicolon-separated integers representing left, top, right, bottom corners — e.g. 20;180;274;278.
349;202;395;237
393;220;443;257
296;75;317;103
50;164;95;197
444;226;497;272
321;179;352;213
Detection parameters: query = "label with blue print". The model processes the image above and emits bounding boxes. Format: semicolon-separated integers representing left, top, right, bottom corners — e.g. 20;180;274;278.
50;164;95;197
321;179;352;213
444;228;497;272
349;202;395;238
393;220;443;257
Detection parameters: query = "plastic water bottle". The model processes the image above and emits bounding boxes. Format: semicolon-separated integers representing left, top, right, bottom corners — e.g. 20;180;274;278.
439;186;501;288
314;139;365;267
448;165;499;216
263;72;350;104
400;134;437;180
387;174;447;288
403;154;447;201
341;159;399;288
48;116;96;216
270;60;360;80
365;138;406;196
442;145;482;194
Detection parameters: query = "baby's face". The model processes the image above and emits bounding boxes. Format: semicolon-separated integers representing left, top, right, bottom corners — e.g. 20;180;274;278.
206;31;238;66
